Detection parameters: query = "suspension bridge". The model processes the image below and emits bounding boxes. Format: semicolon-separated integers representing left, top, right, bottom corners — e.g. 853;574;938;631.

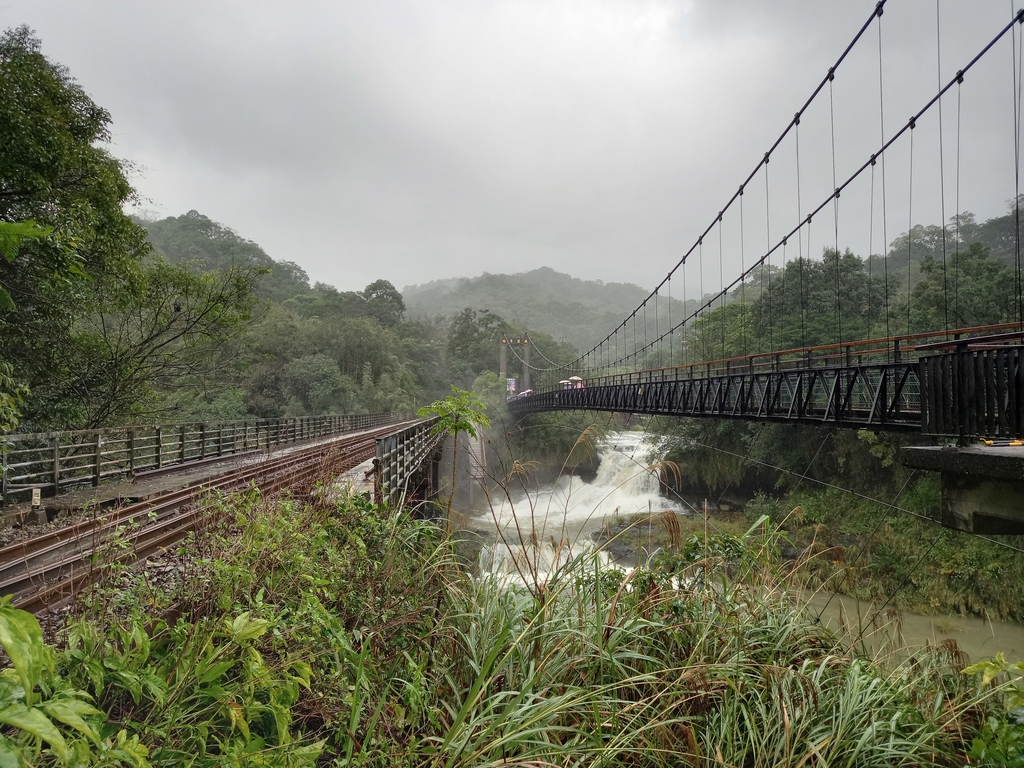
508;2;1024;444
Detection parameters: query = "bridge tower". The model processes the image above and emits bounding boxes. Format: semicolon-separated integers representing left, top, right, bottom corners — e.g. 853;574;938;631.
499;335;530;393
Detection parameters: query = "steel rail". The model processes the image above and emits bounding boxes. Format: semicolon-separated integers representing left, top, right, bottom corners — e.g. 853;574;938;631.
4;422;416;614
0;445;338;594
0;429;397;576
10;434;383;613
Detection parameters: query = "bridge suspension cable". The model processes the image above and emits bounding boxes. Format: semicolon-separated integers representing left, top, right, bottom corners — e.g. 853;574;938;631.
936;0;949;334
511;1;891;377
514;5;1024;392
1014;0;1024;325
580;7;1024;375
879;13;892;347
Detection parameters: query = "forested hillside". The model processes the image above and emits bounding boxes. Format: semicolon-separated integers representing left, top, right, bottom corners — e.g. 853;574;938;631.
403;267;693;351
133;212;579;424
141;211;310;302
403;200;1024;356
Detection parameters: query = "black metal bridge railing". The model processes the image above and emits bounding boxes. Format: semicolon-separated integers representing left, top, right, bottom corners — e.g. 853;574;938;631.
509;326;1024;440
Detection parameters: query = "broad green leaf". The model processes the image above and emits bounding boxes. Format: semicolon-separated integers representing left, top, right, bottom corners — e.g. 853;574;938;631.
269;701;291;745
226;701;250;740
0;704;68;762
0;736;22;768
111;729;151;766
228;613;269;643
0;672;24;707
289;739;326;761
192;684;228;704
0;604;46;704
141;672;168;706
199;660;234;684
85;659;105;695
229;612;250;636
113;669;144;705
41;700;102;745
963;656;1006;687
290;661;313;689
0;221;52;263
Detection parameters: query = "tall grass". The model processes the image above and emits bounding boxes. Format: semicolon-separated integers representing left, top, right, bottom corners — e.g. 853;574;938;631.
423;526;992;767
1;473;1012;766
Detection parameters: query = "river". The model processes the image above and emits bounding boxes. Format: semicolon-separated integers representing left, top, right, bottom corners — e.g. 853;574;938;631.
801;590;1024;664
461;430;1023;664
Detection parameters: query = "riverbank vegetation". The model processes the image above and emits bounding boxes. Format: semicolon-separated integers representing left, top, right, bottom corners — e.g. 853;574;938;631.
2;478;1020;766
649;415;1024;625
633;208;1024;623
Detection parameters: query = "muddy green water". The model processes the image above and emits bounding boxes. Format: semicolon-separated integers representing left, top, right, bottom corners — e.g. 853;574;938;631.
798;590;1024;664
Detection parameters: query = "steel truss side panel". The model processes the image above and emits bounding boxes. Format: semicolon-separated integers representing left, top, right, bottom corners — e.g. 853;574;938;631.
509;348;1024;438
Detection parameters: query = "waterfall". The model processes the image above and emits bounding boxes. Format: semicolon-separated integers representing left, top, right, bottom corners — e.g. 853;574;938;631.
473;431;681;583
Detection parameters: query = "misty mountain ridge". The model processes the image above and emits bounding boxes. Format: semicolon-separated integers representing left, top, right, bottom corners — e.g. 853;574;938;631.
403;267;688;350
136;210;669;352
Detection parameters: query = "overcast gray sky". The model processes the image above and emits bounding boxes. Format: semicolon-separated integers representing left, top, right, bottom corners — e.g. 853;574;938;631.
2;1;1022;294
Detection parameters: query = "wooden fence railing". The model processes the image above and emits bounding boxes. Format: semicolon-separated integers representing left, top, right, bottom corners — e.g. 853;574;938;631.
1;412;410;506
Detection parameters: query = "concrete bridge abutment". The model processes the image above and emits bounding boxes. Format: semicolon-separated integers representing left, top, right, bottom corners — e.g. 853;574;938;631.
901;445;1024;535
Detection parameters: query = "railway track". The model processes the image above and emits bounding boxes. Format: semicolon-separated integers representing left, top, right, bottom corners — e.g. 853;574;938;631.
0;421;415;615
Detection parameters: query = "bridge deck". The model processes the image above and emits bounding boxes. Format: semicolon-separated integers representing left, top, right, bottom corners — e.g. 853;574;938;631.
509;332;1024;439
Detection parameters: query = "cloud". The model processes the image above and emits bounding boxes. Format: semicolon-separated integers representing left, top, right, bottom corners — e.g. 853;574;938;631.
2;0;1021;296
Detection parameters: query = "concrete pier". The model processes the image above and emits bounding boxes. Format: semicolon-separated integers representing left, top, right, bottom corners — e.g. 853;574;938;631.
901;445;1024;535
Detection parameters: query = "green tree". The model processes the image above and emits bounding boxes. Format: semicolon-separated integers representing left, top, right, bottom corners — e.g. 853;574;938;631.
282;354;354;414
470;371;510;417
0;361;27;433
446;308;508;387
362;279;405;327
418;386;490;529
0;219;51;310
967;195;1024;268
239;299;424;418
397;316;450;401
752;249;892;351
686;301;757;362
35;259;263;428
0;32;268;430
0;220;49;430
0;27;152;428
286;282;367;320
907;242;1015;331
0;24;149;325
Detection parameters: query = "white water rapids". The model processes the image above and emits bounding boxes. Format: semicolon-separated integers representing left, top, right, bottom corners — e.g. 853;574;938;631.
471;431;683;582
